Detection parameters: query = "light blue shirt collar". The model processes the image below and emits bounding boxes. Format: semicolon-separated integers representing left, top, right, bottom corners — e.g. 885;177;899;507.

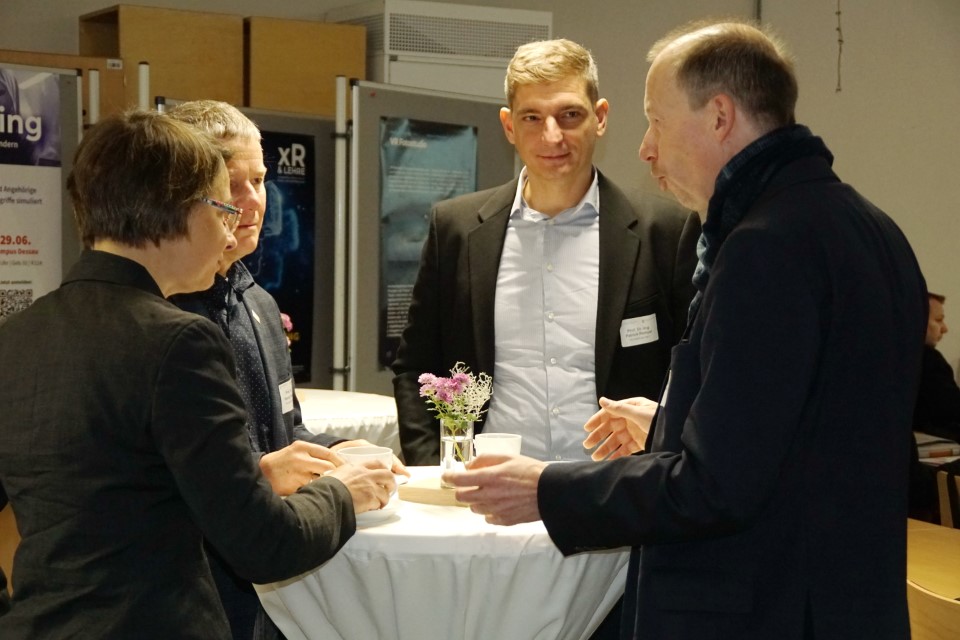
509;166;600;223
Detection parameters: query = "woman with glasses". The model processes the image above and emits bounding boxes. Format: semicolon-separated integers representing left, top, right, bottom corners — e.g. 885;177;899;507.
0;110;395;639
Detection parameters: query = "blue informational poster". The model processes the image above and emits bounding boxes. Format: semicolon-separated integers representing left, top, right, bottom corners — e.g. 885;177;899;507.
378;117;478;367
243;130;316;382
0;67;62;319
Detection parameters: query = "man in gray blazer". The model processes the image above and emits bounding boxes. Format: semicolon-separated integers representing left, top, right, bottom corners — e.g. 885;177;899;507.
168;101;407;640
393;39;700;465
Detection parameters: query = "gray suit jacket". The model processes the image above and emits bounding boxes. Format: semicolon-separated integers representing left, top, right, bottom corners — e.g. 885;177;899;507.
392;172;700;464
0;251;356;639
173;264;341;454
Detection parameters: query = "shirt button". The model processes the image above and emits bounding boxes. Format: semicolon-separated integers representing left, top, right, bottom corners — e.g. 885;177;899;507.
546;311;555;321
546;263;554;272
552;407;560;416
549;357;557;365
555;455;563;461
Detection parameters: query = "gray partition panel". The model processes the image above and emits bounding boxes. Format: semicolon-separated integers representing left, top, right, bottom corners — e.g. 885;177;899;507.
243;108;336;389
350;81;517;395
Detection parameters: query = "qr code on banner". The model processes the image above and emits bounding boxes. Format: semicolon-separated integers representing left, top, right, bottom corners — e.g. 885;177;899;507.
0;288;33;318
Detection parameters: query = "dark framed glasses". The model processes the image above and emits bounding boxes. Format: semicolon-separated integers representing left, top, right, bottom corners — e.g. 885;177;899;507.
201;197;242;232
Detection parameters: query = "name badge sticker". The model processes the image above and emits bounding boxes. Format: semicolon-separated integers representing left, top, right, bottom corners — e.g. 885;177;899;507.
279;379;294;414
620;313;659;347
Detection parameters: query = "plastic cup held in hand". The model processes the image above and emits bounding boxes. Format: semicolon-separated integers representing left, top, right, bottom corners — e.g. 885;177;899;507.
473;433;522;456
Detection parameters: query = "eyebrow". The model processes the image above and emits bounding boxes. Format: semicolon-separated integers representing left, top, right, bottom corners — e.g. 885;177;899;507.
516;103;588;116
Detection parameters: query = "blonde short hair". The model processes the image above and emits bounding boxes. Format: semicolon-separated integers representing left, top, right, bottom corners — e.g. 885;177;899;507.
167;99;260;143
504;39;599;107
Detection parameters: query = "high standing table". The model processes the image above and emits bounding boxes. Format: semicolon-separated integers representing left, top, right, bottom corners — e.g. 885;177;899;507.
256;467;629;640
296;388;401;455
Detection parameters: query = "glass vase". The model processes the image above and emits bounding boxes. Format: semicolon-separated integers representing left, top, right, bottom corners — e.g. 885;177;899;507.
439;418;474;488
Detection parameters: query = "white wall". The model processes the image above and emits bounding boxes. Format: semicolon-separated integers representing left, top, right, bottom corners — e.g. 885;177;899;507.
3;0;958;369
765;0;960;370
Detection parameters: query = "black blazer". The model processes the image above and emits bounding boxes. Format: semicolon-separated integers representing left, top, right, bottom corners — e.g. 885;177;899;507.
392;172;700;464
0;251;356;639
538;155;926;640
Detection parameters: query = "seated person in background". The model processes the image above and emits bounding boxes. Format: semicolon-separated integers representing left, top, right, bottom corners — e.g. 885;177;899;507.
0;111;394;639
909;291;959;521
914;292;960;440
167;100;407;640
392;38;700;465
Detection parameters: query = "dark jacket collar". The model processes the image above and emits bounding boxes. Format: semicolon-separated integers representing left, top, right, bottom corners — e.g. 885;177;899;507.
63;250;163;298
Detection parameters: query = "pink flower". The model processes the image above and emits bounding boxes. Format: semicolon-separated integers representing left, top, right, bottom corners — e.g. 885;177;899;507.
279;312;297;349
418;362;493;430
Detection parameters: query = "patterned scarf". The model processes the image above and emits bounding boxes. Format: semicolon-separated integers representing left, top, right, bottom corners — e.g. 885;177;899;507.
687;124;834;324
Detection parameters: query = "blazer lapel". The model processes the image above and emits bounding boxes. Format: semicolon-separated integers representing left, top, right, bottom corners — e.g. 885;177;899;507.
467;180;516;377
595;174;641;396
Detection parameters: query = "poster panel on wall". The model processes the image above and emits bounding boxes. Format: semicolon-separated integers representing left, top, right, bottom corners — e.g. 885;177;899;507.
378;117;478;367
242;130;317;383
0;67;62;320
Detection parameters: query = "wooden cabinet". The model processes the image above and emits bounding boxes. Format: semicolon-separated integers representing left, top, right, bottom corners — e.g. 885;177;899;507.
79;5;243;107
245;17;366;117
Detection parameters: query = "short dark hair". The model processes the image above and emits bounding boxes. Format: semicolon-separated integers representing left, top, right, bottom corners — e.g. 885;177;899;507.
68;110;227;248
648;19;798;133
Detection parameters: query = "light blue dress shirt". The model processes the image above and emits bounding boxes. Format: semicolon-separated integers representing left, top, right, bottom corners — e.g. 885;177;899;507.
482;168;600;460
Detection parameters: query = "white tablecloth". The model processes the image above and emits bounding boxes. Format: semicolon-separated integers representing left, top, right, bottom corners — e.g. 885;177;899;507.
255;467;629;640
297;388;400;454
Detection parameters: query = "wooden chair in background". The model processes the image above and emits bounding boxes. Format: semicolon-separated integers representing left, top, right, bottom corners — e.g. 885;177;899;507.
908;580;960;640
936;464;960;528
0;503;18;591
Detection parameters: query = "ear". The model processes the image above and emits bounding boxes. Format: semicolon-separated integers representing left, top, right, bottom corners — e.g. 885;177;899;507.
499;107;516;144
710;94;736;142
594;98;610;137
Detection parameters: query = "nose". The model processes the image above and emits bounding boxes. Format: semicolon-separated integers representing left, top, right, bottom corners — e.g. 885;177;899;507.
943;320;949;335
542;116;563;144
639;127;657;164
231;183;261;219
224;227;238;251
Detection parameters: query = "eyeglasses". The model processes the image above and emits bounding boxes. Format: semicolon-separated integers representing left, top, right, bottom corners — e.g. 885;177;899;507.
201;197;242;232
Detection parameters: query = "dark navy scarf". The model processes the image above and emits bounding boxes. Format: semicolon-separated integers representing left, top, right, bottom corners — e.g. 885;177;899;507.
687;124;834;324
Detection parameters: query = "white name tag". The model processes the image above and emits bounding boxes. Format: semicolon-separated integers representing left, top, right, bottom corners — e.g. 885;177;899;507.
279;379;294;414
619;313;659;347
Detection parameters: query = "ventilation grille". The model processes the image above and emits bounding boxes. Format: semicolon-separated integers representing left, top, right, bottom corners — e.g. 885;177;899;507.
387;13;549;59
347;14;385;55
